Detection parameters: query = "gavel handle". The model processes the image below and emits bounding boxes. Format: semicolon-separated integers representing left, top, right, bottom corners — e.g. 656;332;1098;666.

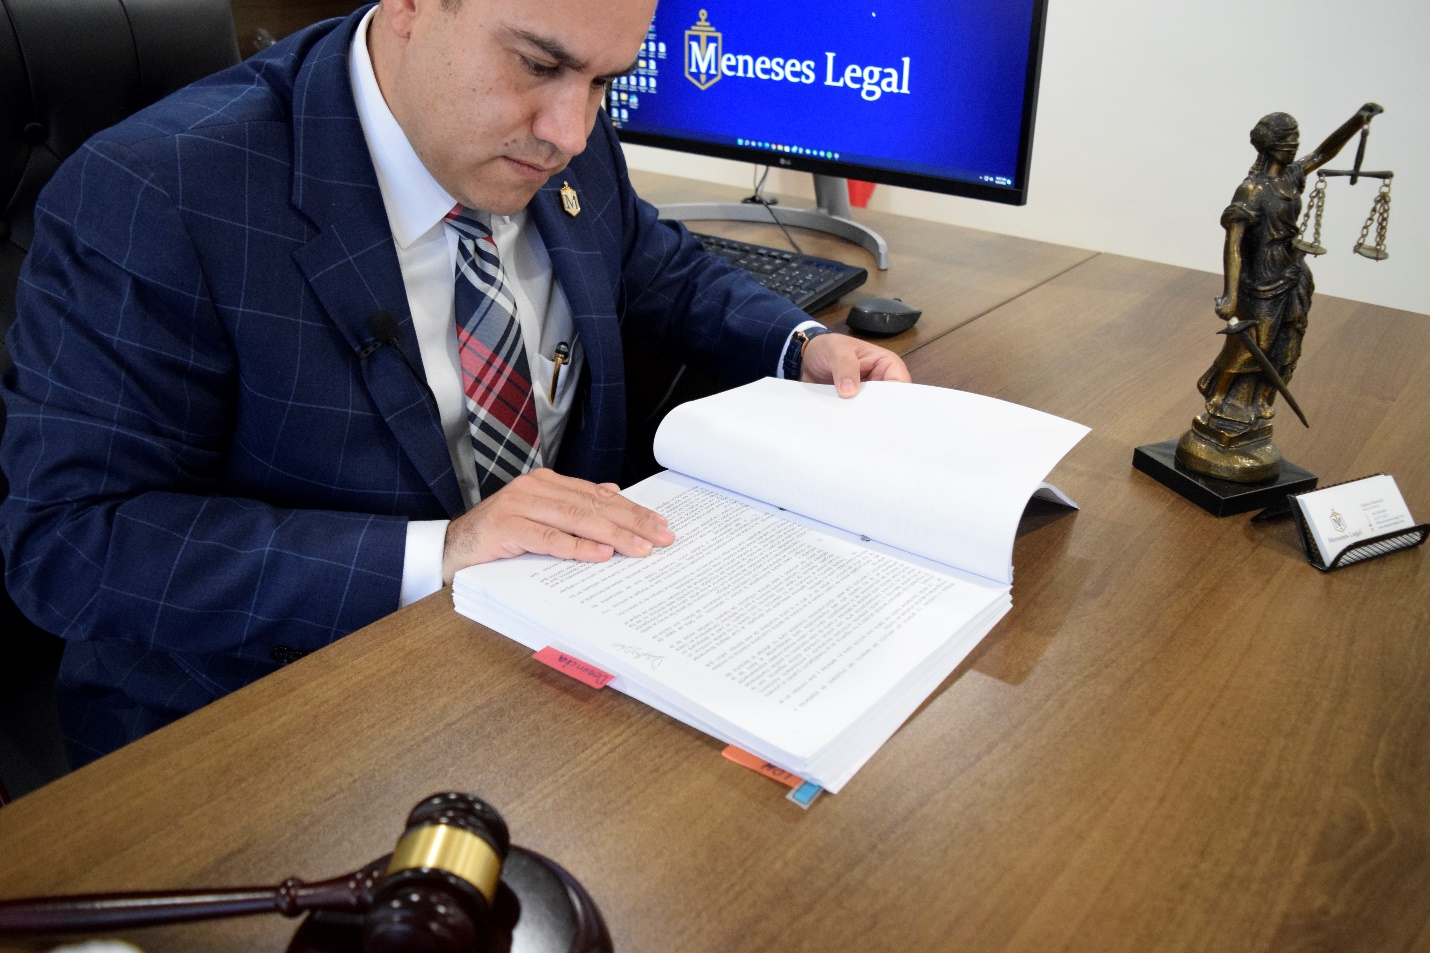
0;857;387;935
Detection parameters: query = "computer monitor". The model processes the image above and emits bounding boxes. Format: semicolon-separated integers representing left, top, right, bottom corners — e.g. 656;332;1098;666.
608;0;1048;266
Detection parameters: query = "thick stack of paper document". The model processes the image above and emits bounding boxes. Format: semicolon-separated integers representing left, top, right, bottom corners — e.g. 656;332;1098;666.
454;380;1088;792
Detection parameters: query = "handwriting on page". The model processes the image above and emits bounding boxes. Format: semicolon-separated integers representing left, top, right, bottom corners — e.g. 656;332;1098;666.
531;486;955;711
610;643;667;670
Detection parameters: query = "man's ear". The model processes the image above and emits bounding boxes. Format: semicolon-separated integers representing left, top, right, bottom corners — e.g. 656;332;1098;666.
376;0;422;40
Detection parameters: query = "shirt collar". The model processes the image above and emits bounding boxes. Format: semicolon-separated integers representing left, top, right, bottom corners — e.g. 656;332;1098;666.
349;7;456;249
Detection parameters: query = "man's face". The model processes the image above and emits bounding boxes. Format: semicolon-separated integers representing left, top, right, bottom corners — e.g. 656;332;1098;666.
374;0;654;215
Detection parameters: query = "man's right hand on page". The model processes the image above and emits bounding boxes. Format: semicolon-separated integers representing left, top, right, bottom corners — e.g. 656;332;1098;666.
441;469;675;584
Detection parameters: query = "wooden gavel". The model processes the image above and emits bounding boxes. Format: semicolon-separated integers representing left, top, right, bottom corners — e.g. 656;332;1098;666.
0;792;512;952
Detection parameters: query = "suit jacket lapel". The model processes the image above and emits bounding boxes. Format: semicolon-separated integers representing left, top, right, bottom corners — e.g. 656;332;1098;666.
287;12;464;517
530;174;626;483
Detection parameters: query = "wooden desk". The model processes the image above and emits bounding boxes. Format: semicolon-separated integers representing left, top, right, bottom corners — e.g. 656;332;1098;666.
900;253;1430;952
2;244;1427;951
629;170;1096;353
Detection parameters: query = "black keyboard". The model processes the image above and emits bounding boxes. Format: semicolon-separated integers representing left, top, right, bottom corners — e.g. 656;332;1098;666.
693;232;868;314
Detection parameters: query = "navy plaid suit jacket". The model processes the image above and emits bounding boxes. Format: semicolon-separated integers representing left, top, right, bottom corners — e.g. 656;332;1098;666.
0;8;807;762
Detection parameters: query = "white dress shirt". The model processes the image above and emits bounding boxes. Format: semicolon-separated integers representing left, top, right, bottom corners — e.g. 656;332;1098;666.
349;8;583;605
348;7;812;607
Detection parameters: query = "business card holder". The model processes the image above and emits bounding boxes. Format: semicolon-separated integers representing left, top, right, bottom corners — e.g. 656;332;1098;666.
1291;474;1428;571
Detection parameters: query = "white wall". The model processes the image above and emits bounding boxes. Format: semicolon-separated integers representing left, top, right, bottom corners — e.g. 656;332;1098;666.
625;0;1430;316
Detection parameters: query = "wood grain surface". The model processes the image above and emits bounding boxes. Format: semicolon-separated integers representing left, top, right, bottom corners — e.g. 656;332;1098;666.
2;248;1426;953
629;170;1096;354
903;254;1430;953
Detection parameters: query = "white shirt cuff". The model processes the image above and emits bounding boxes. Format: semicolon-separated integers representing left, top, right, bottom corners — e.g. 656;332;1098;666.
400;519;450;607
776;320;824;379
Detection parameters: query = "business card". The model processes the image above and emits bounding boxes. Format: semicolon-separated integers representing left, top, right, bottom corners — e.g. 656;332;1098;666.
1294;474;1415;566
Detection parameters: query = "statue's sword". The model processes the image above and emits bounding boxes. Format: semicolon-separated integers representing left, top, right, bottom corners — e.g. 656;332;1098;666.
1217;315;1310;428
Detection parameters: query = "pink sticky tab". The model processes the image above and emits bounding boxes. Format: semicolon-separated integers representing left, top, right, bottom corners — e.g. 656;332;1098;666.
533;647;615;689
721;745;803;788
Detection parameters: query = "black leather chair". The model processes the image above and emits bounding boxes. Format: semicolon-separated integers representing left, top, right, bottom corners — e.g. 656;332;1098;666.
0;0;240;802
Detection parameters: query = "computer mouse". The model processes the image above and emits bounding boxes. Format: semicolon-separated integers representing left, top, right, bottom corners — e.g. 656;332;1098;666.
846;297;922;337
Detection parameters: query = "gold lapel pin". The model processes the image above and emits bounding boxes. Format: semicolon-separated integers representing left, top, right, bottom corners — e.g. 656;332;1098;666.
559;181;581;217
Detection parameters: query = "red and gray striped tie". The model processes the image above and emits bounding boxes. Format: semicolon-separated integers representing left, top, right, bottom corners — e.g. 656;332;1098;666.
445;205;542;499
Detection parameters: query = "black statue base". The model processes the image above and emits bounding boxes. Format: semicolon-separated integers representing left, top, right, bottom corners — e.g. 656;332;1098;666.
288;847;612;953
1132;439;1317;518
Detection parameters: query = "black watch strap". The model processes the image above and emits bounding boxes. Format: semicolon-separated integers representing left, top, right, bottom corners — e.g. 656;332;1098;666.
783;326;831;381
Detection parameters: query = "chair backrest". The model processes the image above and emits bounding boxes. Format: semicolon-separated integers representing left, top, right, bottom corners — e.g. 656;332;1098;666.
1;0;242;371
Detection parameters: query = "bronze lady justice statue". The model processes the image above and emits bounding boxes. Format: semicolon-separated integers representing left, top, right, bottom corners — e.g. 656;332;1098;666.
1176;102;1383;483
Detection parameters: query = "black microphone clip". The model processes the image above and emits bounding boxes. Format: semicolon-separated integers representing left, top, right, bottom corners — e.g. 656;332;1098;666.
360;309;402;360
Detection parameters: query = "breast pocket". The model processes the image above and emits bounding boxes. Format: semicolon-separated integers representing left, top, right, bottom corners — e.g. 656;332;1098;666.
532;340;582;416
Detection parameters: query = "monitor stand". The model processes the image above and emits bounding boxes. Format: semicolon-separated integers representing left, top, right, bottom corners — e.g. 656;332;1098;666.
655;174;890;270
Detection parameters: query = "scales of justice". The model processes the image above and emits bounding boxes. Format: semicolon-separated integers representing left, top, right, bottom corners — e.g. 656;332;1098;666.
1135;102;1395;517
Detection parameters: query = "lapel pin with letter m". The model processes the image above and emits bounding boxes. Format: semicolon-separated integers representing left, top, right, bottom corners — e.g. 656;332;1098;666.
560;181;580;217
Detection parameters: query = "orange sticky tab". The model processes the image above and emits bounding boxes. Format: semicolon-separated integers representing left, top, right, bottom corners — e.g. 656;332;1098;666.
721;745;803;788
533;647;615;689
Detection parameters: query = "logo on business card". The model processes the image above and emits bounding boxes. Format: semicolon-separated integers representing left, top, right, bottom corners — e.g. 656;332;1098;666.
1329;508;1347;533
684;10;722;89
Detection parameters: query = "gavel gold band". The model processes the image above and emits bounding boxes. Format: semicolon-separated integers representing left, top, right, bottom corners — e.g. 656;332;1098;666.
387;824;503;904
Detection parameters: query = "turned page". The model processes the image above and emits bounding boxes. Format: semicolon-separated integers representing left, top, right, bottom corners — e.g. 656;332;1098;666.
652;379;1089;584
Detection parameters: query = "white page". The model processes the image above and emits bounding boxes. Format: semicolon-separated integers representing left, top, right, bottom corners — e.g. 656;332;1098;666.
653;379;1089;584
453;471;1009;790
805;598;1008;790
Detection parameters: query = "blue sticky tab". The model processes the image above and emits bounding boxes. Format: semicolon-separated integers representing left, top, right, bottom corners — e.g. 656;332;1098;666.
786;781;824;809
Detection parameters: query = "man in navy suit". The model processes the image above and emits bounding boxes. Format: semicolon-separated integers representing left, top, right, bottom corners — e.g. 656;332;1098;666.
0;0;908;763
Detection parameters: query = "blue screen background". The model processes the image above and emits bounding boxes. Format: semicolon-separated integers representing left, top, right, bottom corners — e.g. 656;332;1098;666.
610;0;1038;187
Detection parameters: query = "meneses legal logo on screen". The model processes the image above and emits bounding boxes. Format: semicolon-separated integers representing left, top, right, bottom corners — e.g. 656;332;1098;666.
683;9;723;89
682;9;911;101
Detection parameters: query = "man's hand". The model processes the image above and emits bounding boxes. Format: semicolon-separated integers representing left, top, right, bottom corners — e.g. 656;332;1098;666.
800;332;911;397
442;469;675;584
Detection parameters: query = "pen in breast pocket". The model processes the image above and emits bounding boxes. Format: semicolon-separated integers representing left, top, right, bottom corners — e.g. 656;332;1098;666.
549;341;570;402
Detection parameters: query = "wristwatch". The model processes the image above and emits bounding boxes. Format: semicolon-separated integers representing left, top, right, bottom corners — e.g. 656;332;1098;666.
783;326;831;381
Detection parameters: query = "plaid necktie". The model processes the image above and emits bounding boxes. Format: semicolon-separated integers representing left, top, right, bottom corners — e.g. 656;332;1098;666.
445;206;542;499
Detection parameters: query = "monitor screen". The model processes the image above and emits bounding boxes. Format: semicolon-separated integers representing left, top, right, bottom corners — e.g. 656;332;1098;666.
607;0;1047;205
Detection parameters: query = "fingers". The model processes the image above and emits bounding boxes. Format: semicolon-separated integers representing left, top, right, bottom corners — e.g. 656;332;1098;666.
442;469;675;582
828;344;863;397
801;333;912;397
502;472;674;556
868;351;912;383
